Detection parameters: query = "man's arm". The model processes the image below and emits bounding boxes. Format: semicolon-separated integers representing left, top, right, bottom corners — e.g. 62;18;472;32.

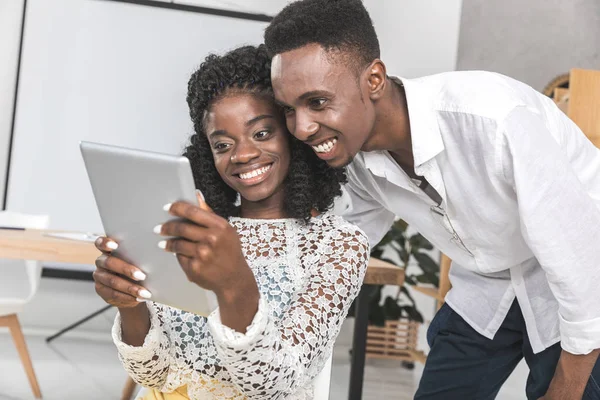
501;106;600;399
541;350;599;399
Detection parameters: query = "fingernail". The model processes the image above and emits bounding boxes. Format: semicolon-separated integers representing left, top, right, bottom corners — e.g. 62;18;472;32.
106;241;118;250
132;270;147;281
96;254;107;265
158;240;167;249
153;224;162;234
163;203;172;212
196;189;205;202
136;298;147;302
138;289;152;299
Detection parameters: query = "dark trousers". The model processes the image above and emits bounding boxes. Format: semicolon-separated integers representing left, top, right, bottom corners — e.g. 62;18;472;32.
415;301;600;400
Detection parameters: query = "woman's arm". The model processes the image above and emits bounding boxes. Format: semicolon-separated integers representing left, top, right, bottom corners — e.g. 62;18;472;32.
208;222;370;398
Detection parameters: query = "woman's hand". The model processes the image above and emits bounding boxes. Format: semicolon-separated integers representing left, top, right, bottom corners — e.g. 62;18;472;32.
93;237;152;308
93;237;151;346
156;193;259;332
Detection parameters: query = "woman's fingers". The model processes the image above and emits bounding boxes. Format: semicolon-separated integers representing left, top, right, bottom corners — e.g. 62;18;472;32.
94;280;145;307
154;220;207;243
164;201;223;229
95;254;146;282
158;238;200;258
196;190;213;213
93;267;152;301
95;236;119;253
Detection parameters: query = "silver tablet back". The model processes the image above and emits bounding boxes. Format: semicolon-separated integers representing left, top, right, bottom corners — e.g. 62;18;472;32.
80;141;215;315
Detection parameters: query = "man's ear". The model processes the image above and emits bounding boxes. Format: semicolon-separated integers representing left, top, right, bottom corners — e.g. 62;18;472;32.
366;59;387;101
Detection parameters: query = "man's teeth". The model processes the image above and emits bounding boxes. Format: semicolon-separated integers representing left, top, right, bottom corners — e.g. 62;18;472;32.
239;165;271;180
312;138;337;153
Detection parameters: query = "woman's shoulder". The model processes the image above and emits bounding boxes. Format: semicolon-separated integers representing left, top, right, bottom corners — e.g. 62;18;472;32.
308;212;370;246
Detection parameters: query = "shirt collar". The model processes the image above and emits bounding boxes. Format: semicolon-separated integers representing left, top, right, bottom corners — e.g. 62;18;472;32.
391;76;444;171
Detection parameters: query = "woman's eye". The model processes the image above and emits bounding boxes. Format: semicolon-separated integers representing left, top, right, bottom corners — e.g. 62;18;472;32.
283;106;295;114
213;143;229;151
309;98;327;109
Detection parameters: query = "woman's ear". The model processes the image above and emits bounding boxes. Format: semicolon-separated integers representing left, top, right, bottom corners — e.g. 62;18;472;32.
366;60;387;101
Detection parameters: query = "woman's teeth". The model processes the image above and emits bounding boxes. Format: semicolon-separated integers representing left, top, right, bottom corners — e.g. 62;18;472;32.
239;165;271;180
312;138;337;153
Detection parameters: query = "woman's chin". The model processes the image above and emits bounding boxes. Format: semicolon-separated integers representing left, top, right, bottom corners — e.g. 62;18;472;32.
239;188;278;204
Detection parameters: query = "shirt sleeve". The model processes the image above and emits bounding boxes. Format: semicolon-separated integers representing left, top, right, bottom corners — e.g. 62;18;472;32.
336;167;397;247
207;224;370;399
500;106;600;355
112;303;172;388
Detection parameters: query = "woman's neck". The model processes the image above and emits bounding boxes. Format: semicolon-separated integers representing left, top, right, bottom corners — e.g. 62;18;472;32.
238;189;288;220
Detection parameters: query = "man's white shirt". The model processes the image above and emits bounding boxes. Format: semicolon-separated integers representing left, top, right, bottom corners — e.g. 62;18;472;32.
336;71;600;355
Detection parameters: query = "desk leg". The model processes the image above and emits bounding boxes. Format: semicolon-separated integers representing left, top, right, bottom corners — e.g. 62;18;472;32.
46;305;113;343
348;285;374;400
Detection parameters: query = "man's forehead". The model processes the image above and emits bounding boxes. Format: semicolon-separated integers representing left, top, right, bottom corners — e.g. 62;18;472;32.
272;45;329;80
271;46;346;97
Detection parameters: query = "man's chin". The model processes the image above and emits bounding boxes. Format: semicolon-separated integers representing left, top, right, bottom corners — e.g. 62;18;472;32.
327;154;354;169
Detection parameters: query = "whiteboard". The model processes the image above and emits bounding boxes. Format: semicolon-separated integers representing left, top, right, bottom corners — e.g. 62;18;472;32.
7;0;267;242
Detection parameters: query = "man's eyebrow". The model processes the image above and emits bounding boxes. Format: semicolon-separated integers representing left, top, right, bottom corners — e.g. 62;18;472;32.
298;90;331;100
275;90;332;108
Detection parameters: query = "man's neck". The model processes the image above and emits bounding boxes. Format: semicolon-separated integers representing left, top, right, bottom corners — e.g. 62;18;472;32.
370;77;414;167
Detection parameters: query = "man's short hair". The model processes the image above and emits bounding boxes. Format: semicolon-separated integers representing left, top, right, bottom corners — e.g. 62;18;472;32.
264;0;380;71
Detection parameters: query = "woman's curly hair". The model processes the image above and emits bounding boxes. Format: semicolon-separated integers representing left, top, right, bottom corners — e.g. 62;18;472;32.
184;45;346;222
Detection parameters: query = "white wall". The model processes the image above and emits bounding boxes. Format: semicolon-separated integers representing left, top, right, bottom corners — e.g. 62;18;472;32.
0;0;25;208
161;0;290;15
7;0;268;235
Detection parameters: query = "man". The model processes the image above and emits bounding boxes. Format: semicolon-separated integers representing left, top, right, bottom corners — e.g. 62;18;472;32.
264;0;600;399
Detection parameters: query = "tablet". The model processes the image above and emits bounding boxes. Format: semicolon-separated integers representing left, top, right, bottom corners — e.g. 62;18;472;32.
80;141;216;316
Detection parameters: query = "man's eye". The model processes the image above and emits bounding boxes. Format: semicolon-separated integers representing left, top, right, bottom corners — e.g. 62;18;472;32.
309;98;327;108
254;130;270;139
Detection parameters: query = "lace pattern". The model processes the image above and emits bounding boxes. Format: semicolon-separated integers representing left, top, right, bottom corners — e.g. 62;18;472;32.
112;213;369;399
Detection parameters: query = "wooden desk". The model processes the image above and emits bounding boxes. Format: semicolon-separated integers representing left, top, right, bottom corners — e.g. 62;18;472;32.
0;228;404;400
0;229;99;264
0;228;404;286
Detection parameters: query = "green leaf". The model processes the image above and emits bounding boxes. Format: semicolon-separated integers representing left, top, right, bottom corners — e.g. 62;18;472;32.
383;297;404;320
379;257;401;268
399;285;416;305
369;302;386;326
415;273;440;287
413;253;440;274
370;248;383;259
409;233;434;250
374;236;393;248
404;275;417;285
400;305;424;323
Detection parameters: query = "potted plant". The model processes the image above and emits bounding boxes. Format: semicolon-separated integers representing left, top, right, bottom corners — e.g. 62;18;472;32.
350;219;440;368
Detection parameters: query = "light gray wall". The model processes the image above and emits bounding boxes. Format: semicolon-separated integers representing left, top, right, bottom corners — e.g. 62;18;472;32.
364;0;463;78
457;0;600;91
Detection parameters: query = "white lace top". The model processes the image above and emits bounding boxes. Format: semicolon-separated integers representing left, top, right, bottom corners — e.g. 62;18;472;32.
112;213;369;399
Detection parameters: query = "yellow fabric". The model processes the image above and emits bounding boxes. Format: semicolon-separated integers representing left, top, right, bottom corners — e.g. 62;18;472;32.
139;385;190;400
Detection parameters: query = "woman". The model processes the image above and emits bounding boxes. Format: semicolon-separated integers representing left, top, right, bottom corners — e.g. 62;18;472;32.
93;45;369;399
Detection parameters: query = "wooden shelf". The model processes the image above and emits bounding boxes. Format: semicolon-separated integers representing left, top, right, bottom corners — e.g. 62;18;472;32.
412;285;444;301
